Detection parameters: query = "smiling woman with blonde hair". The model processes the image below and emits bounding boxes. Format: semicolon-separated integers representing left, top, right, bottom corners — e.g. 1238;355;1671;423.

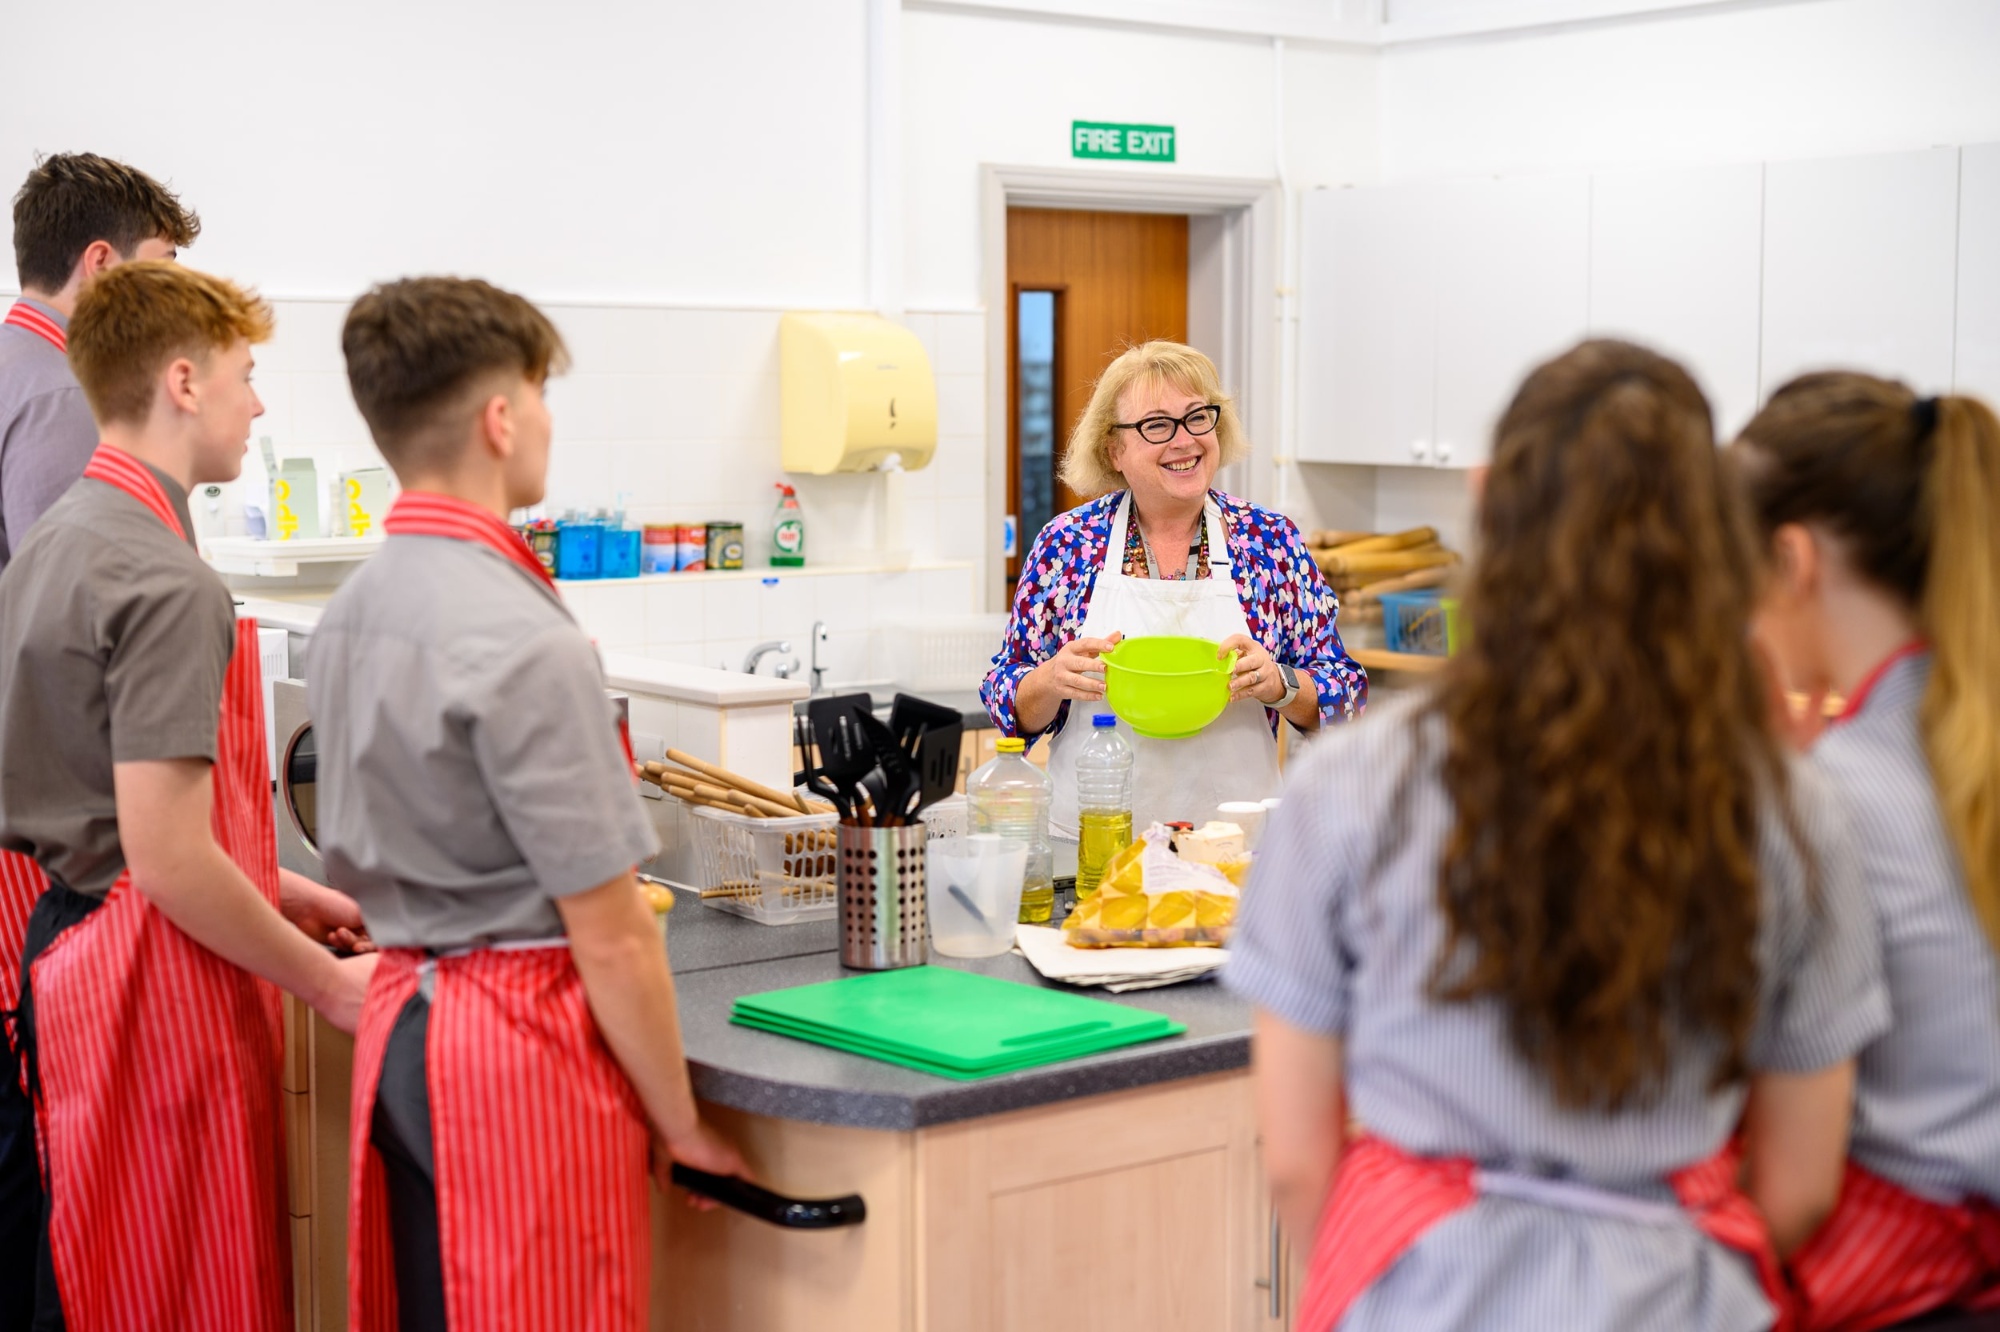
981;340;1365;837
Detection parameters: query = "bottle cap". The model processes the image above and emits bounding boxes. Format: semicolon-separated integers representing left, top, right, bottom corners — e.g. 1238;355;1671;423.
996;737;1026;754
1092;714;1117;728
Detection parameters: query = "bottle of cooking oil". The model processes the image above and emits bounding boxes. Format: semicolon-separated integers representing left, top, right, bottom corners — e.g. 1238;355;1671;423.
967;738;1054;923
1074;715;1134;899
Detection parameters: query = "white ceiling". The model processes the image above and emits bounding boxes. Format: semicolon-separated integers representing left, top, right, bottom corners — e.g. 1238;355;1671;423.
905;0;1829;46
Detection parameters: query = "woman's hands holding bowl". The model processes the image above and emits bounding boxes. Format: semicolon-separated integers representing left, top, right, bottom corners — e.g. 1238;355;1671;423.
1220;634;1286;705
1039;632;1125;702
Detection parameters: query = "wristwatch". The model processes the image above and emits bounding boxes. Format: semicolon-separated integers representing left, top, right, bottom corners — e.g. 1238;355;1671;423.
1273;662;1300;709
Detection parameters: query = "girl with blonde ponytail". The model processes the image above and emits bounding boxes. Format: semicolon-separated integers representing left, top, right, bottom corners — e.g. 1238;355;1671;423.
1735;374;2000;1331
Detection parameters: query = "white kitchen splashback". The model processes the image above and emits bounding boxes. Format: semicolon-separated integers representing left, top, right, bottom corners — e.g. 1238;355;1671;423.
239;299;990;593
558;561;983;693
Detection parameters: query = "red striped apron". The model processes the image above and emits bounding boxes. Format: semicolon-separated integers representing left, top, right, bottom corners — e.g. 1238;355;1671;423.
2;301;65;354
1788;1162;2000;1332
348;491;650;1330
1782;639;2000;1330
0;855;47;1057
348;947;652;1332
1298;1135;1792;1332
25;445;290;1330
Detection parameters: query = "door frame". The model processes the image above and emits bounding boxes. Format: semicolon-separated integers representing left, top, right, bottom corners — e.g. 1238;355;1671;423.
980;164;1281;611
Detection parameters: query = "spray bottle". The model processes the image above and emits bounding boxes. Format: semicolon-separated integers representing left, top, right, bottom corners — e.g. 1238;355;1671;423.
771;482;805;568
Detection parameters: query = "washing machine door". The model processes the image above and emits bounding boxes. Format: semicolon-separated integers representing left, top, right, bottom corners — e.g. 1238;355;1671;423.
271;678;323;879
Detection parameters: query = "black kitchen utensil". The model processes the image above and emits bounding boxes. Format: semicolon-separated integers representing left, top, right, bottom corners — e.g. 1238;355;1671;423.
794;716;850;819
807;692;872;763
819;709;878;824
907;718;962;819
885;695;963;821
669;1164;866;1230
887;693;961;756
853;709;918;825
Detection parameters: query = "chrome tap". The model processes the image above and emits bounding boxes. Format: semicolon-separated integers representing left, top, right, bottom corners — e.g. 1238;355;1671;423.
808;619;830;696
743;640;796;678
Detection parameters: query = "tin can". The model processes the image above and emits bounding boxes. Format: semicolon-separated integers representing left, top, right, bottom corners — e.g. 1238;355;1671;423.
641;524;677;574
677;523;707;572
520;522;559;577
705;521;745;571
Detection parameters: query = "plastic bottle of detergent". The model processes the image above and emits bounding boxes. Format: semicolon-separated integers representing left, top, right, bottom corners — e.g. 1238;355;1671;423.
771;483;805;568
967;739;1054;923
1074;715;1134;899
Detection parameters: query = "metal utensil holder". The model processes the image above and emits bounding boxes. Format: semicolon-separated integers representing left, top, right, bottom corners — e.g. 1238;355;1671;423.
838;823;929;970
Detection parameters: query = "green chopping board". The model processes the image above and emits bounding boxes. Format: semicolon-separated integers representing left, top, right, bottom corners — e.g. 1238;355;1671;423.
730;966;1186;1079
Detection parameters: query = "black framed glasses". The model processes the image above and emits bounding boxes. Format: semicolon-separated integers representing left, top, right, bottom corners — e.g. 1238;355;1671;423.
1113;404;1221;445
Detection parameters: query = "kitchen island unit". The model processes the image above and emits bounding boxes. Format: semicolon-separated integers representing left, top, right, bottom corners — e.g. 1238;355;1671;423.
648;900;1296;1332
284;898;1298;1332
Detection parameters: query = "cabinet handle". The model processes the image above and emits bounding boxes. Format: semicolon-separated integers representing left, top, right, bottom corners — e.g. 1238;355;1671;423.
669;1164;867;1230
1436;441;1455;465
1410;440;1432;463
1268;1206;1283;1320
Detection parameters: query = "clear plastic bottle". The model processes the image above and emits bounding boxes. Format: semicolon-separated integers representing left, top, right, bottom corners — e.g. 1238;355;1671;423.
967;738;1054;923
1074;715;1135;900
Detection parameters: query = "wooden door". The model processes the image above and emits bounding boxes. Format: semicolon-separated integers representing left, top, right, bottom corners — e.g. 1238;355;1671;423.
1006;208;1189;588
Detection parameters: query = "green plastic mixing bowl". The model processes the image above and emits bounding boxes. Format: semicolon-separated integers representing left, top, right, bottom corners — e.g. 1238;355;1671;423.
1102;636;1238;739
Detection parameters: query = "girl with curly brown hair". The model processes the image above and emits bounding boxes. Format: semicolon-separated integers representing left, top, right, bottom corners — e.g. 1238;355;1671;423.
1735;373;2000;1331
1227;339;1889;1332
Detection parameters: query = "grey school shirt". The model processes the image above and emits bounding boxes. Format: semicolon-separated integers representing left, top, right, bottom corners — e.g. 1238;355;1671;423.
1812;651;2000;1204
1228;691;1889;1332
308;533;659;950
0;299;101;571
0;464;236;895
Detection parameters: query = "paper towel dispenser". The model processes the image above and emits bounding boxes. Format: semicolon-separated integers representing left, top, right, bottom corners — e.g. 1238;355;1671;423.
780;312;938;475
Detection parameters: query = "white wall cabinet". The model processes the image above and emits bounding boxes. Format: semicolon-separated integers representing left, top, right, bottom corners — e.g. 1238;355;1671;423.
1296;184;1439;467
1955;143;2000;404
1300;145;1983;478
1588;162;1765;438
1431;172;1591;469
1297;174;1587;470
1761;147;1960;397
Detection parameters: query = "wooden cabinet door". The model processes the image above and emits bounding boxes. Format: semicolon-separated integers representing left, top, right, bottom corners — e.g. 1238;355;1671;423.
917;1071;1265;1332
1589;162;1766;438
1955;144;2000;403
1296;184;1438;467
1432;172;1591;470
1761;147;1960;397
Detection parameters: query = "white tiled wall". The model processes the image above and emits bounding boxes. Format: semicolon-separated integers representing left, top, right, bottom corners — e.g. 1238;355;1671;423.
245;298;991;581
241;297;992;687
559;562;977;689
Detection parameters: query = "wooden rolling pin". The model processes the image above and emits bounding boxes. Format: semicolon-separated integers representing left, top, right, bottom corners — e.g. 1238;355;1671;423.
1323;526;1437;557
1305;527;1372;549
646;768;840;850
646;769;768;816
1346;564;1455;603
1314;546;1459;578
662;748;813;815
645;765;803;820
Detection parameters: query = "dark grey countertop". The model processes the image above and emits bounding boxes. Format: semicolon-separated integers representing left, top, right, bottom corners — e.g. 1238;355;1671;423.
661;894;1250;1131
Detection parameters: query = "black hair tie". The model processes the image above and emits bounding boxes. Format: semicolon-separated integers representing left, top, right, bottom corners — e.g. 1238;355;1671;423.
1911;396;1940;439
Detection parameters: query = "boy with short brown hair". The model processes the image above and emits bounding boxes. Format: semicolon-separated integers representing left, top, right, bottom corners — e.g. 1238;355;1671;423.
314;275;742;1328
0;261;373;1331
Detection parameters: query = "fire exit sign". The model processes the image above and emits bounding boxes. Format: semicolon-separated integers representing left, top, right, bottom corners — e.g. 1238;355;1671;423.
1071;121;1176;163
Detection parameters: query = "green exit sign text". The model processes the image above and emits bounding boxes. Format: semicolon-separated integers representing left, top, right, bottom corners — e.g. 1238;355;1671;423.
1071;121;1176;163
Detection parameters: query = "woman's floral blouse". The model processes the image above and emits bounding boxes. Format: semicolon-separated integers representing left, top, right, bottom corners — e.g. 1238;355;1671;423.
982;490;1368;742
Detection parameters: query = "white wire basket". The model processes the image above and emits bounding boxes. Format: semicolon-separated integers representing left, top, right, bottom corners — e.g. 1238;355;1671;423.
876;614;1010;694
690;805;838;925
919;793;968;841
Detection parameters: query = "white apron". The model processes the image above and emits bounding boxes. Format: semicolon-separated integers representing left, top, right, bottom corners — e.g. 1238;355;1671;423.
1047;494;1283;839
